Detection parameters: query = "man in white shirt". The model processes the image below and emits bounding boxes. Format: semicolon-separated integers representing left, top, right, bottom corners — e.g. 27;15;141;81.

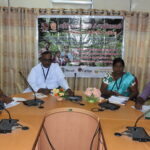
24;50;73;95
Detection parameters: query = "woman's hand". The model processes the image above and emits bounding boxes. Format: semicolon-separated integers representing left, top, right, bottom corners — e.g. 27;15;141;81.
112;91;122;96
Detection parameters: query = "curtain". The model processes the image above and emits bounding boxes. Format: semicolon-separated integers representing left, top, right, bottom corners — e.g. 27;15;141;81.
124;12;150;92
0;8;150;95
0;7;36;95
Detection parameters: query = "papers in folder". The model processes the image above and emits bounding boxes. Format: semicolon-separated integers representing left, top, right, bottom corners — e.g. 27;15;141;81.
108;96;129;105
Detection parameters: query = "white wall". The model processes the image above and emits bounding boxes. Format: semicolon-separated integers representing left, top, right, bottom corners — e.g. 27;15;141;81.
0;0;52;8
93;0;131;11
132;0;150;12
0;0;150;12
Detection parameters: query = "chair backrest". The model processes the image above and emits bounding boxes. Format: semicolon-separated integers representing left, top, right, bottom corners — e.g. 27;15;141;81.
37;107;105;150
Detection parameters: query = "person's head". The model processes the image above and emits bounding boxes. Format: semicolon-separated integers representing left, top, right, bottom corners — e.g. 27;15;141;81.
41;22;48;31
50;21;57;31
112;58;125;75
55;51;61;57
39;51;52;68
45;42;51;50
64;46;69;53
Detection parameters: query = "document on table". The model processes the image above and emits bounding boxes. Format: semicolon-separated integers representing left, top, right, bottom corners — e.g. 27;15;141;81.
33;93;47;98
5;101;20;109
13;97;26;102
131;105;150;113
13;93;47;102
108;96;129;105
9;93;47;109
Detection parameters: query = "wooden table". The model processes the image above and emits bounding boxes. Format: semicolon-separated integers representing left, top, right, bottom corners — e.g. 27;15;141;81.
9;92;143;121
0;92;150;150
100;119;150;150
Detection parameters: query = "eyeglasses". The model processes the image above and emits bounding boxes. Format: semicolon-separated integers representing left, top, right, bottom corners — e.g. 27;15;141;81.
41;59;52;62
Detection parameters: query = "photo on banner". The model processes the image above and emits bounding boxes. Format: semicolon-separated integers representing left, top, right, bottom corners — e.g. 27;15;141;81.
37;15;124;78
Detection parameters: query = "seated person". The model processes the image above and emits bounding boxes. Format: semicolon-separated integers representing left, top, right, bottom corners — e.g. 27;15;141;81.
135;82;150;109
24;50;74;95
53;51;64;66
0;89;12;103
100;58;138;100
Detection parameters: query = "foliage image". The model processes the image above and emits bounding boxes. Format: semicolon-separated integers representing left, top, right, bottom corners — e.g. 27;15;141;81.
38;16;124;67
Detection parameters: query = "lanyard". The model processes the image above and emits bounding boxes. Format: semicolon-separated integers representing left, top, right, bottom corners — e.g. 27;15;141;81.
111;75;123;91
41;65;50;81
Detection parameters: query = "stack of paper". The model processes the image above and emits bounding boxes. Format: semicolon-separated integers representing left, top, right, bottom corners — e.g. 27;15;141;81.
108;96;129;105
13;97;26;102
34;93;47;98
5;101;20;109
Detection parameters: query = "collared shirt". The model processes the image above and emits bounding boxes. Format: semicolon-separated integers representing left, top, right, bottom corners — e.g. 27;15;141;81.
140;82;150;100
24;63;69;92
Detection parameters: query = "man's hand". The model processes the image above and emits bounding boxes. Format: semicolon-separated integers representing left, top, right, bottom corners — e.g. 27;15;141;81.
0;90;13;104
66;89;74;96
135;102;142;110
0;96;13;104
37;88;51;95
